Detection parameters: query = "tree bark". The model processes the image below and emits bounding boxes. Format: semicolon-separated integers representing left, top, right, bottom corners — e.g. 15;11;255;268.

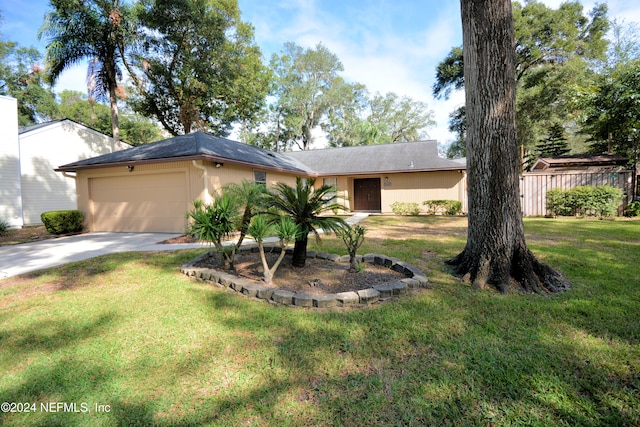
106;58;120;144
292;235;308;267
448;0;570;293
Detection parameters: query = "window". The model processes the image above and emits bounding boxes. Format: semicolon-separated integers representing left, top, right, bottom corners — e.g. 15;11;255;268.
254;170;267;185
323;178;338;205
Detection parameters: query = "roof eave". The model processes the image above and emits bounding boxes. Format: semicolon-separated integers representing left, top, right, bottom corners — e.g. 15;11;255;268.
315;166;466;176
56;154;316;176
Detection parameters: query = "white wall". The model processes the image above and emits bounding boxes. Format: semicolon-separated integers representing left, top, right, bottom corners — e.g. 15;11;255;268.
0;96;23;228
19;120;122;225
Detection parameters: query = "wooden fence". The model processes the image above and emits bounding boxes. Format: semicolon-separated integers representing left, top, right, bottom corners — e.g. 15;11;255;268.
520;170;634;216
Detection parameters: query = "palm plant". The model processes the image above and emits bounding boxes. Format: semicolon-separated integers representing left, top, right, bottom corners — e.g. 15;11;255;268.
247;215;300;285
223;180;267;251
185;195;238;268
265;177;346;267
39;0;134;143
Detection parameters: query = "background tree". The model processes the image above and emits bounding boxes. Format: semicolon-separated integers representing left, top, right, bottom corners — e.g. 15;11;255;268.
366;92;435;144
57;89;112;134
39;0;134;143
447;0;569;294
580;60;640;199
56;89;164;144
126;0;271;136
0;39;58;125
1;12;58;125
535;123;570;158
445;106;466;158
268;42;363;150
434;1;609;161
522;122;571;170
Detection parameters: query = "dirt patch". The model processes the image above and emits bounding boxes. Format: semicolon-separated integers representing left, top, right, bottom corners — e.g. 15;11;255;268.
193;251;406;295
160;234;197;244
0;226;57;246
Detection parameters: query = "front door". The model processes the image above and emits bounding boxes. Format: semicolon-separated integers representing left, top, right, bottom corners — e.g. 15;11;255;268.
354;178;381;211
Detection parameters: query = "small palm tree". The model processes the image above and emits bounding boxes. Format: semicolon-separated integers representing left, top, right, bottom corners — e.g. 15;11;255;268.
223;180;267;249
265;177;346;267
247;215;300;285
185;195;238;268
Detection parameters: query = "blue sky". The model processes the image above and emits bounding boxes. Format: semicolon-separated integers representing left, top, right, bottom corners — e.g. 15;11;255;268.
1;0;639;146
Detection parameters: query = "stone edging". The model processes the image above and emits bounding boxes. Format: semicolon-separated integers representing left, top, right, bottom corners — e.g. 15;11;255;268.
180;245;429;309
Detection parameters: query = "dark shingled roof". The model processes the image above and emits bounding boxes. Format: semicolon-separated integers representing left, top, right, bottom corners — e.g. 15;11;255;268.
57;131;315;174
286;140;465;175
530;154;628;171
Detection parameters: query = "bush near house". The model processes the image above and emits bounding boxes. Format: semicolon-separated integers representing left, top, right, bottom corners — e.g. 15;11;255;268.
546;185;623;218
625;200;640;217
423;200;462;215
40;210;84;234
0;219;10;235
390;202;421;215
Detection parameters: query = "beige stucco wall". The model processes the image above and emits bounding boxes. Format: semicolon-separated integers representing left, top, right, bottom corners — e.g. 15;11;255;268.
76;160;304;232
197;161;299;197
76;161;200;232
319;171;467;214
74;156;467;232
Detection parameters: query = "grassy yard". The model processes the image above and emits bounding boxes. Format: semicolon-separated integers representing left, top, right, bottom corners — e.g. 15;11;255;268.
0;216;638;426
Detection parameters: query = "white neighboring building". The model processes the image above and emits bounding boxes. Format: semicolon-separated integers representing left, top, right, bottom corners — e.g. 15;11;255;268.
0;95;130;227
0;96;23;228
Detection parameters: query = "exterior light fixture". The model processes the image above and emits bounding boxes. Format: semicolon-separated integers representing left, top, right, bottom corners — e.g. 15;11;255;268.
215;162;224;168
127;165;134;172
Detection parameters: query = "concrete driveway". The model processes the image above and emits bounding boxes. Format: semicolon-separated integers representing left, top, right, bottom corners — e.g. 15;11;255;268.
0;232;208;279
0;213;369;280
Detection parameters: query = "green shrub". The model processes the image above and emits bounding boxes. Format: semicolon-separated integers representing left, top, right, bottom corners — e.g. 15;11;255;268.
546;188;571;217
546;185;623;218
0;219;10;235
390;202;421;216
625;201;640;217
41;210;84;234
422;200;463;215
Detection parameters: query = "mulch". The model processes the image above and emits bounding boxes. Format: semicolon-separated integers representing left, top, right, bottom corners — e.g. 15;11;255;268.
193;250;406;295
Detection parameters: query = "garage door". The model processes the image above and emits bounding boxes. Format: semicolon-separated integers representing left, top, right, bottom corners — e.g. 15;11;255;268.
89;172;188;232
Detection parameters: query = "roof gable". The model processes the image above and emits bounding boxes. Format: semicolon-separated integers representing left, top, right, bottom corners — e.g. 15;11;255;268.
57;131;314;174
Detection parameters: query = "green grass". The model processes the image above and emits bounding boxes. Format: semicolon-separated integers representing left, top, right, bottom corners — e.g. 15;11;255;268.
0;217;638;426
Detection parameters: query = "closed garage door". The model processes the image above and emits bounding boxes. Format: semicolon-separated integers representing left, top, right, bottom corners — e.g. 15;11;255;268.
89;172;188;232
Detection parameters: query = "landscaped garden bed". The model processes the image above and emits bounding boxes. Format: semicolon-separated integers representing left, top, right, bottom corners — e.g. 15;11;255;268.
182;245;429;308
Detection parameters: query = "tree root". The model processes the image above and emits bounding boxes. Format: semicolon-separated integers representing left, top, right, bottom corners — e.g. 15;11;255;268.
446;246;571;294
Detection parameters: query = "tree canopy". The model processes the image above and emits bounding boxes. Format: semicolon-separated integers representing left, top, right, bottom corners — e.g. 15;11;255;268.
0;38;58;125
125;0;271;136
434;0;610;160
267;42;355;150
246;42;435;150
39;0;135;143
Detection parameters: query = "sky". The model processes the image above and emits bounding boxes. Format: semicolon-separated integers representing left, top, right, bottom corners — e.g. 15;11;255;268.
1;0;640;147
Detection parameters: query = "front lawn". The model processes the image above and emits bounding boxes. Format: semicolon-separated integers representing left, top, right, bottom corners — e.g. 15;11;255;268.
0;217;638;426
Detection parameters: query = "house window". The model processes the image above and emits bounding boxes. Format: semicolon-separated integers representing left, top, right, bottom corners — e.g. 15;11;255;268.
323;177;338;205
254;170;267;185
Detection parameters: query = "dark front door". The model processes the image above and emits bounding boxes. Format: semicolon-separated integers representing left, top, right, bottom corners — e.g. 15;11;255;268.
354;178;381;211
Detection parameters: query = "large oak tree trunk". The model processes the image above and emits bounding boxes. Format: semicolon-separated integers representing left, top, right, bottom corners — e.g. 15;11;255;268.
448;0;570;293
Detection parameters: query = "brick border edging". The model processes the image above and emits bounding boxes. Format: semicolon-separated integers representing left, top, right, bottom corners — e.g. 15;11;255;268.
180;245;429;309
